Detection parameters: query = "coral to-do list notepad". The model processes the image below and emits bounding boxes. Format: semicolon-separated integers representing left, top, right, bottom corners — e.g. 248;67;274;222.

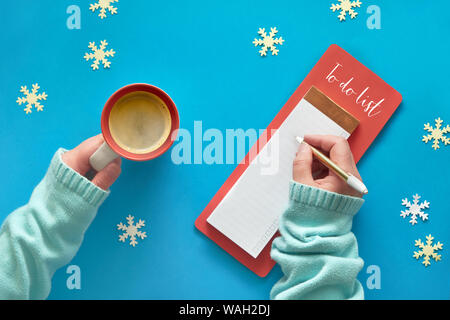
207;87;359;258
195;44;402;277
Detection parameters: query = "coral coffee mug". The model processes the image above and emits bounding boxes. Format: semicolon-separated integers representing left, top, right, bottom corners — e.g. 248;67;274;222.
89;84;179;171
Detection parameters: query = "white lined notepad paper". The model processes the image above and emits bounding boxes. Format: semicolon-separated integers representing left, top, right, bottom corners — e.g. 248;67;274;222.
207;97;352;258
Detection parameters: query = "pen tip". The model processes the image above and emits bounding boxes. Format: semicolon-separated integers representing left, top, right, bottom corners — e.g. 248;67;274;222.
295;136;304;144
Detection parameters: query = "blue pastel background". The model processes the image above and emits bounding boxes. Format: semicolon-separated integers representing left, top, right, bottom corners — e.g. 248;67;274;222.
0;0;449;299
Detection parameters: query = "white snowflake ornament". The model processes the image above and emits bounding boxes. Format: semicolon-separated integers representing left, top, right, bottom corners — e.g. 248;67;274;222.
16;83;48;114
422;118;450;150
400;194;430;226
413;234;443;267
253;27;285;56
90;0;118;19
330;0;362;21
84;40;116;70
117;214;147;247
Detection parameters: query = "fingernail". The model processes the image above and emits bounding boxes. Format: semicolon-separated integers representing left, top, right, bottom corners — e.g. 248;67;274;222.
298;143;309;153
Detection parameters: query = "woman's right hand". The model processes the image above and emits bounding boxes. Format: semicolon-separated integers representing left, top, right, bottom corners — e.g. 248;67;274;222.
292;135;364;198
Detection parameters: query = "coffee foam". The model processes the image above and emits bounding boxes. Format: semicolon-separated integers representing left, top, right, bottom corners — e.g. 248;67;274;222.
109;91;172;154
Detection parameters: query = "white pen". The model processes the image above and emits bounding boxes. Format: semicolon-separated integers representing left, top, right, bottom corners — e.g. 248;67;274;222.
295;136;368;195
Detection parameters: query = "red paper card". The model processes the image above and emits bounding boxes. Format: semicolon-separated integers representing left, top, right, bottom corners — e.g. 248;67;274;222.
195;44;402;277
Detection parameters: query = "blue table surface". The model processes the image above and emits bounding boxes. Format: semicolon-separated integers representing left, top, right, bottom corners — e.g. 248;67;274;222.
1;0;449;300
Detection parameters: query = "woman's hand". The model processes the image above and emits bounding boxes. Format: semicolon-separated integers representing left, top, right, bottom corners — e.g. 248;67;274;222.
293;135;364;197
62;134;122;191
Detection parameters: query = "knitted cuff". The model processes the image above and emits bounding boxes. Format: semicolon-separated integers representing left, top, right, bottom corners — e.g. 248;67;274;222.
289;180;364;216
47;148;109;207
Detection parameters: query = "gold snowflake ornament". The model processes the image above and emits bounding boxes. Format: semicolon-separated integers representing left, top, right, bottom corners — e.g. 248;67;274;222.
84;40;116;70
422;117;450;150
90;0;118;19
253;27;285;56
413;234;443;267
16;83;48;114
330;0;362;21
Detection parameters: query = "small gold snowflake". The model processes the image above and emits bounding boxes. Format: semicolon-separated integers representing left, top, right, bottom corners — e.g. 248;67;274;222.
84;40;116;70
330;0;362;21
253;27;285;57
422;117;450;150
16;83;48;114
89;0;118;19
413;234;443;267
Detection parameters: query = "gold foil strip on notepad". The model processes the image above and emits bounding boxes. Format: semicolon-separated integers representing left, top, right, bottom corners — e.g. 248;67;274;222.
304;86;360;134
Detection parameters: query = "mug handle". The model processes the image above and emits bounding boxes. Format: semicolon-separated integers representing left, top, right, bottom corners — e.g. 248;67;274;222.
89;142;120;172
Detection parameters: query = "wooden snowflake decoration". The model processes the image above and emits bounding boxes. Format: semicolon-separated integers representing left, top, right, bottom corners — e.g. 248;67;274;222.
253;27;285;56
16;83;48;114
117;214;147;247
89;0;119;19
413;234;443;267
330;0;362;21
84;40;116;70
422;117;450;150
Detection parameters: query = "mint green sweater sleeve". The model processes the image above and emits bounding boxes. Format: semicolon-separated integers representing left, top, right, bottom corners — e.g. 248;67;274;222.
270;181;365;300
0;149;109;299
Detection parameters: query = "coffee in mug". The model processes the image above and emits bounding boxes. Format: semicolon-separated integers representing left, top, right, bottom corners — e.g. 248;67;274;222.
108;91;172;154
89;83;179;171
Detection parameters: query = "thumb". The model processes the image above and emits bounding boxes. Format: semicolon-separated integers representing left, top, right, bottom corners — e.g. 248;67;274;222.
293;143;314;185
91;157;122;191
